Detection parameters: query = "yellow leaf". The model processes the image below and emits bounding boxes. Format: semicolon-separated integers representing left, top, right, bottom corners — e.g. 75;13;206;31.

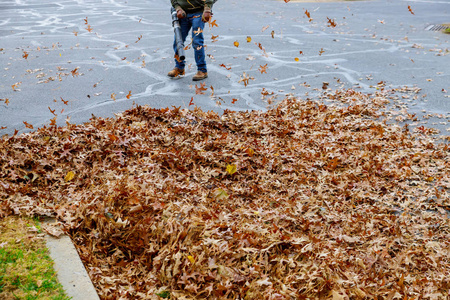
65;171;75;182
234;41;239;48
246;148;254;157
246;36;252;43
226;164;237;175
213;188;229;200
187;255;195;264
295;57;299;62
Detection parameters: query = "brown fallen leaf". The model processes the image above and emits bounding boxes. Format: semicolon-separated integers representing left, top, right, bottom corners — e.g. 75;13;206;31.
42;224;64;238
195;82;207;94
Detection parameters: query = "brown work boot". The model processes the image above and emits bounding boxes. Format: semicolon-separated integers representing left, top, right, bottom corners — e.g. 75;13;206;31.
192;71;208;81
167;68;185;78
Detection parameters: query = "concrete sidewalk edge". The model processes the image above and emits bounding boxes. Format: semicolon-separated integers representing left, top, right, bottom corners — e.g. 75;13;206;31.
44;219;100;300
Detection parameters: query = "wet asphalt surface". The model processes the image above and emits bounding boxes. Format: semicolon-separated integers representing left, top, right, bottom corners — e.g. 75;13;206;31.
0;0;449;136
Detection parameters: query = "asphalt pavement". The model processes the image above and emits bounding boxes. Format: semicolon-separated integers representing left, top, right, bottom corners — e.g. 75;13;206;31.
1;0;449;136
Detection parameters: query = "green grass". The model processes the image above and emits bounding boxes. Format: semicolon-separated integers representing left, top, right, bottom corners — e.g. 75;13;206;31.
0;216;70;300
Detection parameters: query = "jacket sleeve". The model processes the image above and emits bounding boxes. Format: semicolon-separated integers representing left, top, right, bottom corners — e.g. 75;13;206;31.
204;0;215;9
171;0;181;10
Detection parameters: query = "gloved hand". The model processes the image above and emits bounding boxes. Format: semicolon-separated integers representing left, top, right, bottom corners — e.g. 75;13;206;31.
202;7;212;22
176;7;186;19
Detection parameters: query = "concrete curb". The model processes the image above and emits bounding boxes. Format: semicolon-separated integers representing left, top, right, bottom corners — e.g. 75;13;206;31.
44;219;100;300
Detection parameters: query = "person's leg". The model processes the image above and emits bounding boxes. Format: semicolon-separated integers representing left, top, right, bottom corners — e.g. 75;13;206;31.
172;16;191;71
191;13;207;73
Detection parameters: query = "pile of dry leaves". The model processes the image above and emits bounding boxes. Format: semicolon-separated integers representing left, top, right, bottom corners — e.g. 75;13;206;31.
1;89;449;299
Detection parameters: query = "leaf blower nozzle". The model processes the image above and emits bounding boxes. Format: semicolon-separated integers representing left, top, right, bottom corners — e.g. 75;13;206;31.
171;7;186;61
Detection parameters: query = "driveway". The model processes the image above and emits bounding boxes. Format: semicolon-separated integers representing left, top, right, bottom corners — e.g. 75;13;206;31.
0;0;449;136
